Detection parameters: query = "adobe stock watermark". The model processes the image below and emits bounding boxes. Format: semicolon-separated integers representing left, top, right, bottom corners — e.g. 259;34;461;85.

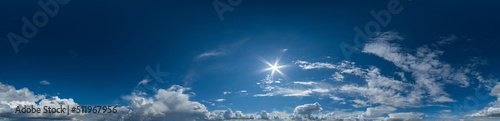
134;64;169;93
339;0;404;61
213;0;243;21
453;88;490;118
7;0;70;54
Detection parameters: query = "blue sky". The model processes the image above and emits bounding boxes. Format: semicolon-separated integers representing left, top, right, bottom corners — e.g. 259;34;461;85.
1;0;500;120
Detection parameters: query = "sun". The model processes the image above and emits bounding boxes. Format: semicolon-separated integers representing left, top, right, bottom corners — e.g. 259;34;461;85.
270;65;278;71
258;55;288;79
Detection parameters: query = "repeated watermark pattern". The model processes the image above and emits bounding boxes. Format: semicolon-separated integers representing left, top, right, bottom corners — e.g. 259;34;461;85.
7;0;71;54
213;0;243;21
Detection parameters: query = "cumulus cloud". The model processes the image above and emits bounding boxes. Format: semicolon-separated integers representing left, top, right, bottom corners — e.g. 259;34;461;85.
0;83;84;120
223;108;233;119
209;109;258;120
39;80;50;85
471;106;500;117
489;83;500;98
470;83;500;117
3;81;425;121
260;110;270;119
292;102;322;119
120;85;209;120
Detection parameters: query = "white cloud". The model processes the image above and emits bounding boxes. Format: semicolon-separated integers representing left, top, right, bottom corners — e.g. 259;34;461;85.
260;110;270;119
204;104;396;120
223;90;247;96
440;110;452;113
436;34;458;45
284;89;313;97
209;109;257;120
292;102;322;120
215;99;226;102
255;74;334;98
387;112;424;120
331;72;344;81
351;99;371;108
470;83;500;117
223;108;233;119
39;80;50;85
296;60;428;107
197;51;227;59
295;60;337;70
489;83;500;98
199;103;422;121
120;85;209;120
196;39;247;60
255;87;331;97
470;106;500;117
298;59;456;108
137;79;150;86
0;83;84;120
329;95;345;101
358;105;397;118
293;81;316;85
253;93;274;97
5;82;425;121
341;84;422;108
201;100;215;106
361;32;472;102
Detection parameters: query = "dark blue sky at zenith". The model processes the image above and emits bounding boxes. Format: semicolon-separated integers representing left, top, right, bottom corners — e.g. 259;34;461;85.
1;0;500;120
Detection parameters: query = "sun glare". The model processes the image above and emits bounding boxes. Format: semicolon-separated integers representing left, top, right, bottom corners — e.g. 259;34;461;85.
258;55;288;80
271;65;278;71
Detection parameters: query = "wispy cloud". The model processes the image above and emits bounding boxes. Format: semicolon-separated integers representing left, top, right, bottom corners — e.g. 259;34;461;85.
39;80;50;85
196;39;248;60
215;99;226;102
295;60;336;69
436;34;458;45
362;31;470;102
137;79;150;86
293;81;316;85
197;50;227;59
